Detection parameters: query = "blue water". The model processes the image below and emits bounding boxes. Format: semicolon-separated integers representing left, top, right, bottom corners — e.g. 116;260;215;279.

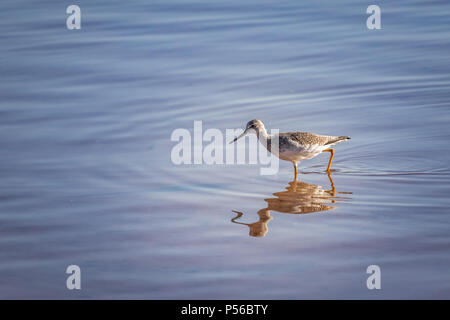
1;0;450;299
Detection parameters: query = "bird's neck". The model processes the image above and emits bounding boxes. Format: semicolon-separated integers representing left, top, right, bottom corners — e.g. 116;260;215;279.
256;128;270;139
256;128;270;147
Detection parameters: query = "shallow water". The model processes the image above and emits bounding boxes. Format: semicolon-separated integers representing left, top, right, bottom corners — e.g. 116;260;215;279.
1;0;450;299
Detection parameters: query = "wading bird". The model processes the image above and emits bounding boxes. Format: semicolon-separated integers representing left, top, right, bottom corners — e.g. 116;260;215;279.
230;120;350;179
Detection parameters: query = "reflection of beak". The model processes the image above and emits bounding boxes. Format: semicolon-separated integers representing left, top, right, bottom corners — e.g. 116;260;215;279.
229;129;248;144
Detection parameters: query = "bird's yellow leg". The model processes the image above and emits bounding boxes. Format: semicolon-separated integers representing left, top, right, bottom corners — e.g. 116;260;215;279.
323;149;334;172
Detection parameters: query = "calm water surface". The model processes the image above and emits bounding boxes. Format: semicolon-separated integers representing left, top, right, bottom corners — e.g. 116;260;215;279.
1;0;450;298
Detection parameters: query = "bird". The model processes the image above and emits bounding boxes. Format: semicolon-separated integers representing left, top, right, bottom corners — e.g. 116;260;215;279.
230;119;350;179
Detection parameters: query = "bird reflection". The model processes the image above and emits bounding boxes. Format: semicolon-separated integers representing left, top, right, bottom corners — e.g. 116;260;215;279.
231;173;351;237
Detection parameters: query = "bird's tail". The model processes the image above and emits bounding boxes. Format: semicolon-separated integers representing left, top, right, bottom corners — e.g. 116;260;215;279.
326;136;350;145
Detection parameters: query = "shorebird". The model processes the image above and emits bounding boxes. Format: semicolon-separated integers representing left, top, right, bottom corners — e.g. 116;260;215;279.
230;120;350;179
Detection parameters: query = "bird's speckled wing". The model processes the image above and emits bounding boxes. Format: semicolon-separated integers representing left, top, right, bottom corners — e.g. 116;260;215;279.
280;132;350;147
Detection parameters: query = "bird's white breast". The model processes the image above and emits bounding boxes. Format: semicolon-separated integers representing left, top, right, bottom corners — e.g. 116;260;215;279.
278;143;326;161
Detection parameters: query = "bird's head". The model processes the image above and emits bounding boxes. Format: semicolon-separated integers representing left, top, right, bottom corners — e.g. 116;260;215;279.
230;119;265;144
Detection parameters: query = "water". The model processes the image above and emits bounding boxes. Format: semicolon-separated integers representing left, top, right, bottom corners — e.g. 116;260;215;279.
1;0;450;299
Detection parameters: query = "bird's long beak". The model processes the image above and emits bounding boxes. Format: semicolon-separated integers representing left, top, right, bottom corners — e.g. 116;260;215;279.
229;130;248;144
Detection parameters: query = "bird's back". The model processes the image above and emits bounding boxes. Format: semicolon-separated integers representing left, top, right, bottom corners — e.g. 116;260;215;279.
280;132;349;147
